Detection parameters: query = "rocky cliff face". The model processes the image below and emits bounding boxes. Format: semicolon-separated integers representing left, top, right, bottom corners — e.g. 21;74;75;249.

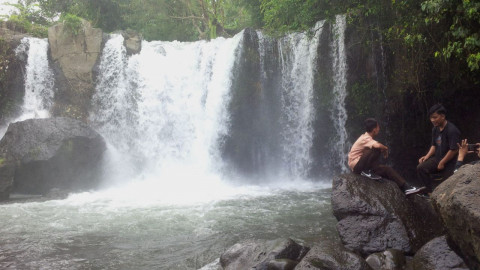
48;19;102;121
0;117;106;200
0;23;28;126
431;162;480;270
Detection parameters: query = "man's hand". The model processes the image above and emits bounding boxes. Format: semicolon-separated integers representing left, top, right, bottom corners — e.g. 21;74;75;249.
382;148;388;158
437;161;445;170
419;156;427;163
457;139;469;162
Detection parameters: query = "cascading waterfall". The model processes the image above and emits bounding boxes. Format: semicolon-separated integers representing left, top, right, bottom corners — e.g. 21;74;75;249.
0;37;55;137
91;33;244;196
0;21;352;270
277;21;325;178
330;15;349;172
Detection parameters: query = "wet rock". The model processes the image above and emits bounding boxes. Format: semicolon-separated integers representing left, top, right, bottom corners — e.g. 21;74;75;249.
48;19;102;121
295;240;371;270
431;163;480;270
412;235;468;270
0;117;106;200
331;173;445;255
365;249;405;270
121;30;142;55
220;238;309;270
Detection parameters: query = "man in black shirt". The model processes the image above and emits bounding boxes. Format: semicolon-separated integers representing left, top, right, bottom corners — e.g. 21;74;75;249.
417;104;460;193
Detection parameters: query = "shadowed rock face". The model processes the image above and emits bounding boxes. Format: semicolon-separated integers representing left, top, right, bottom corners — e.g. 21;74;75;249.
0;117;106;200
412;235;468;270
295;240;372;270
431;163;480;270
331;173;445;255
220;238;309;270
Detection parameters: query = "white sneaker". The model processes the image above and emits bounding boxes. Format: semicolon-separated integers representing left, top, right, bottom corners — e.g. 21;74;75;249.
361;170;382;180
405;186;426;195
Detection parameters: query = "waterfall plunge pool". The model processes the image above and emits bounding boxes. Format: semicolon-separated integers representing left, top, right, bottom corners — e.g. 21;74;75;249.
0;180;337;269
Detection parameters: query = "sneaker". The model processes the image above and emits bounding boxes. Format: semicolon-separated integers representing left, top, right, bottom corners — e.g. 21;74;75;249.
416;193;430;199
405;186;427;196
361;170;382;180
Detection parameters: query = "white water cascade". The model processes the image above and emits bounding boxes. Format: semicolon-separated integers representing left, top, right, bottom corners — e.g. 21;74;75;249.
331;15;349;172
278;21;325;178
0;37;55;137
90;32;263;204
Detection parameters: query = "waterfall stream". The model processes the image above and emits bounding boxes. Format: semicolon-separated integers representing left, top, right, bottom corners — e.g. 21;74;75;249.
0;37;55;137
0;22;349;269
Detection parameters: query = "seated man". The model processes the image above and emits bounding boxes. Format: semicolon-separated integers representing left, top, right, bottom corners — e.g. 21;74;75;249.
417;104;460;193
348;118;423;195
455;139;480;172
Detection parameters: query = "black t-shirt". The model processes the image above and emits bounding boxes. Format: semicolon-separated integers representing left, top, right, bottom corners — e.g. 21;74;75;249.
431;121;460;165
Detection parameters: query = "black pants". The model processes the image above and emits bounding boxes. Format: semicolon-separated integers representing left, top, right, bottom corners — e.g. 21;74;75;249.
353;148;406;188
417;157;455;192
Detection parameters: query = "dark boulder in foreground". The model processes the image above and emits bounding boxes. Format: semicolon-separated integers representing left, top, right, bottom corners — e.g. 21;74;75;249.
0;117;106;200
295;240;372;270
431;163;480;270
331;173;445;255
220;238;309;270
412;235;468;270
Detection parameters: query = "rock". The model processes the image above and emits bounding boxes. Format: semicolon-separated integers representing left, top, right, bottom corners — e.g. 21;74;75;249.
220;238;309;270
121;30;142;55
411;235;468;270
0;117;106;200
430;163;480;270
295;240;372;270
365;249;406;270
48;19;102;121
0;23;28;127
331;173;445;255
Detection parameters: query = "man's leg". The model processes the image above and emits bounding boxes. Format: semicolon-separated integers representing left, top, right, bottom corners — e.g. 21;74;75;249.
353;148;381;174
373;165;406;188
416;157;438;192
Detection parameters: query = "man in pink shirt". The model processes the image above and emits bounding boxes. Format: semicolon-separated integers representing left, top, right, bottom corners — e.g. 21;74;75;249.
348;118;424;195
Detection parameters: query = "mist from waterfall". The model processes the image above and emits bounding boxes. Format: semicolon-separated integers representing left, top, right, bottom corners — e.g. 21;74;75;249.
0;37;55;137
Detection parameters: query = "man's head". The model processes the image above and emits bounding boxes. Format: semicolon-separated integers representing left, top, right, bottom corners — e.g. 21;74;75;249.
365;118;380;136
429;104;447;127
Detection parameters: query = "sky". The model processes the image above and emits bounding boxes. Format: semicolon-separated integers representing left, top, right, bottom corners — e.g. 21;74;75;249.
0;0;18;17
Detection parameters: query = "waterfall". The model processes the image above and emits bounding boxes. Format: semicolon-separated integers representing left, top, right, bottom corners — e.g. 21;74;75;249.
277;21;325;178
0;37;54;137
330;15;349;172
91;33;244;186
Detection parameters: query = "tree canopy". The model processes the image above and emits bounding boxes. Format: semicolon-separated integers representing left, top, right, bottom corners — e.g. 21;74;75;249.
2;0;479;75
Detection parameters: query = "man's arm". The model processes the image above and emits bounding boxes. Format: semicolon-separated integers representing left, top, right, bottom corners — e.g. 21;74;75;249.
372;141;388;158
438;149;458;170
419;146;436;163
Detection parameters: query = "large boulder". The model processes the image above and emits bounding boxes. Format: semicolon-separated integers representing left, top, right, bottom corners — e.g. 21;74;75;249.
331;173;445;255
220;238;309;270
431;163;480;270
0;117;106;200
295;240;372;270
48;19;102;121
411;235;468;270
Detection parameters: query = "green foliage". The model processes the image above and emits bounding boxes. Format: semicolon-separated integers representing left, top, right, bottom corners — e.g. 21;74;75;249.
60;13;83;36
3;2;48;37
422;0;480;71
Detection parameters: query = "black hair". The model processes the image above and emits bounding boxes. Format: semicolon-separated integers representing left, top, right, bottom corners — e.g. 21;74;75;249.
429;103;446;116
365;118;378;133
